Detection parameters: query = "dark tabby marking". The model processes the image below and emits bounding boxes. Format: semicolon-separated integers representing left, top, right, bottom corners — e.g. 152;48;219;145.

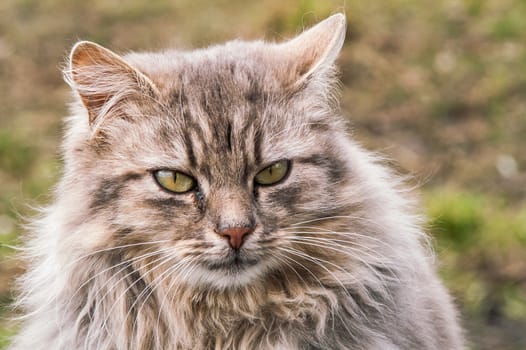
297;154;347;183
90;173;143;211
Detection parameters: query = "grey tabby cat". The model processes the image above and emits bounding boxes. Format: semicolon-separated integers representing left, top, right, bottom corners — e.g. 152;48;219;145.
10;14;464;349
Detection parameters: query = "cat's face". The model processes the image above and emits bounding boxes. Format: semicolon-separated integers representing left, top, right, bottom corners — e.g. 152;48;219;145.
64;15;350;289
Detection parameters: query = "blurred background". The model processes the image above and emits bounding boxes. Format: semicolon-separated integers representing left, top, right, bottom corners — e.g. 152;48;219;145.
0;0;525;348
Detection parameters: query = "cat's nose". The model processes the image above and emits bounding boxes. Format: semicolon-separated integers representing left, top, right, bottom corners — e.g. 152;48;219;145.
217;226;254;249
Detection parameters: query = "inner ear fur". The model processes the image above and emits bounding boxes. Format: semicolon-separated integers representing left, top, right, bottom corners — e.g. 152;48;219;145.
278;13;346;88
66;41;158;128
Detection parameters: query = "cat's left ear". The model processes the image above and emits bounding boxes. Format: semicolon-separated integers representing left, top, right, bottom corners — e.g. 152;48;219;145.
279;13;346;87
65;41;158;130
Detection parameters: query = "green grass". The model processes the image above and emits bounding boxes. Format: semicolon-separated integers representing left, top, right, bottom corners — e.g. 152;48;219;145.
0;326;17;350
426;189;526;347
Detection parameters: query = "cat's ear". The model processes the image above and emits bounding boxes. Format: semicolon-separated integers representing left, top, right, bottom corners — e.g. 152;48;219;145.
65;41;158;128
279;13;346;87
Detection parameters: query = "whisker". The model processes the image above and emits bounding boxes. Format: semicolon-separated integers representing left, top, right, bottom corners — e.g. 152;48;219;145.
275;247;358;337
283;236;400;285
12;245;170;325
92;249;177;342
65;240;172;269
282;231;383;248
65;247;168;314
283;227;386;245
155;258;199;333
277;246;351;285
130;255;194;337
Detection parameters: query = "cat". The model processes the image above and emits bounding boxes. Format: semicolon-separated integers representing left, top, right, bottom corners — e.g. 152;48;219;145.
10;14;464;350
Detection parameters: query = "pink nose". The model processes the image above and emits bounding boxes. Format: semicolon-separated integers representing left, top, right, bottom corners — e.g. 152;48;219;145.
217;226;253;249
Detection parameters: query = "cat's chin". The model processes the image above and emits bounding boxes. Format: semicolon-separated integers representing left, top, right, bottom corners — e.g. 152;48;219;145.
183;255;273;290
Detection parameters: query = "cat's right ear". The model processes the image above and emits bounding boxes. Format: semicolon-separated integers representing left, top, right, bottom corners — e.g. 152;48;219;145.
65;41;158;130
278;13;346;89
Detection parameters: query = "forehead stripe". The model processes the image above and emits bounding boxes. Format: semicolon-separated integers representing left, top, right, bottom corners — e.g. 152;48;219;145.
183;131;197;167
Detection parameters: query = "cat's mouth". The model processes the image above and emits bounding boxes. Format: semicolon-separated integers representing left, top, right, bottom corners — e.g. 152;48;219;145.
204;251;260;272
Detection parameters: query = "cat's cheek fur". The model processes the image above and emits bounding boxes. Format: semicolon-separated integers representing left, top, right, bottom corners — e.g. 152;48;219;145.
257;163;343;225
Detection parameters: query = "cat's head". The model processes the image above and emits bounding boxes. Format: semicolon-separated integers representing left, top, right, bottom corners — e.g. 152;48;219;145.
62;14;356;289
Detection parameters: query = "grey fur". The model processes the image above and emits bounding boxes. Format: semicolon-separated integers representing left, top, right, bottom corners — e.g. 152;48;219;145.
10;14;464;349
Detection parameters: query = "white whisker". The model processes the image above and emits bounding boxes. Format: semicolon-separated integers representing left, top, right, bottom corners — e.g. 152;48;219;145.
65;240;172;269
92;249;177;347
275;247;358;337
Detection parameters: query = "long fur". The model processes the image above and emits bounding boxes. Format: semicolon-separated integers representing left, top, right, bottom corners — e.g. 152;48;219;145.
10;15;463;350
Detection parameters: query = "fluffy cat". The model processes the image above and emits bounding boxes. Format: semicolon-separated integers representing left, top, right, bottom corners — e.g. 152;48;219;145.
10;14;464;349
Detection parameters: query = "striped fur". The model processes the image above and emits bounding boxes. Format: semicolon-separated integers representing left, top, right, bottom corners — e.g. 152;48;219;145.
10;14;463;349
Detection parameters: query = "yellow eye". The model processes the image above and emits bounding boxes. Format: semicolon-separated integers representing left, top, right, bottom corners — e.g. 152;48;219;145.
153;170;196;193
254;160;290;186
